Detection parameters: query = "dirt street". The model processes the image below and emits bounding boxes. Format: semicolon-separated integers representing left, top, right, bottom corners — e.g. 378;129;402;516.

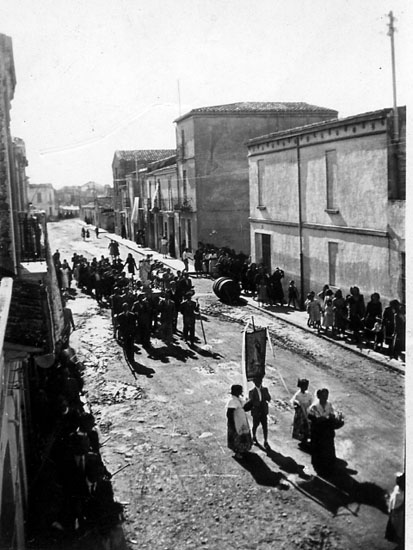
48;220;404;550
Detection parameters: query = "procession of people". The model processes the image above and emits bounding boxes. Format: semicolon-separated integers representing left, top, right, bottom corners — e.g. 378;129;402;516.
52;226;404;548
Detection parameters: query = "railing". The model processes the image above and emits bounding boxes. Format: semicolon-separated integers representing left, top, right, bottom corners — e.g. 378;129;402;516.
17;211;47;262
148;197;194;213
173;198;193;212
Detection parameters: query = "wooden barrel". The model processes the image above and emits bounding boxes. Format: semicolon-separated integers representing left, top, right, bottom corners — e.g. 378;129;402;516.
212;277;241;303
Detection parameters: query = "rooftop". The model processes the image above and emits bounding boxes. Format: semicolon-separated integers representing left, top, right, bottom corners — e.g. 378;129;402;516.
5;279;49;350
247;106;403;146
175;102;338;122
113;149;176;164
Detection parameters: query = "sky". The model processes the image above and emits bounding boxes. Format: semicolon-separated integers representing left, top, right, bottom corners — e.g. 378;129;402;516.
0;0;410;189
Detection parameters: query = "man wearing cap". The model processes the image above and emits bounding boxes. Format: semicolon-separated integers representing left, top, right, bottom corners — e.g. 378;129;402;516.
180;290;199;345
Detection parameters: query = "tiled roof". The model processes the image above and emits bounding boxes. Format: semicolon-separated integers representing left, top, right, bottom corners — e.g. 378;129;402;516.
147;154;177;173
114;150;176;163
175;102;337;122
5;279;48;349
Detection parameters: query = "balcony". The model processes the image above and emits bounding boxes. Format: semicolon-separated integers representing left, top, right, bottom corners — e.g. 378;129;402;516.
17;211;47;262
173;198;193;212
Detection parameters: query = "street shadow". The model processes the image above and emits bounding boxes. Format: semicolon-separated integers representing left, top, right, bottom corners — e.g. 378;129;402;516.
146;342;197;363
234;452;288;489
264;446;312;480
295;462;389;517
126;357;155;378
263;304;296;315
189;343;222;359
121;345;156;377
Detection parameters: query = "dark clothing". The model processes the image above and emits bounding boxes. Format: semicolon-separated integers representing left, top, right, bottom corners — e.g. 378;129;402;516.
364;300;382;330
308;414;336;474
180;298;199;343
245;385;271;442
245;386;271;417
347;293;366;333
124;256;138;276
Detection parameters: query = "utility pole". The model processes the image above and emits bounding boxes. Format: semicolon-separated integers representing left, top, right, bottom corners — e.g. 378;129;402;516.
387;11;399;142
177;79;182;117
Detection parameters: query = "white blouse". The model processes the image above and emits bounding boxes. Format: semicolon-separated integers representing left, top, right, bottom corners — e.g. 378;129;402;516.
308;401;335;418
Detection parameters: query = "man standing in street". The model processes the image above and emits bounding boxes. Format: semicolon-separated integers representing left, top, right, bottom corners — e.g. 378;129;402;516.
180;290;199;345
115;302;137;361
245;376;271;449
159;291;176;344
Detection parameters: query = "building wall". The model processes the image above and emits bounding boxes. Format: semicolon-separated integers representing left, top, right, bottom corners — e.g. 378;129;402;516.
176;119;197;251
0;278;28;550
249;110;405;305
0;35;17;275
301;134;388;230
28;184;57;218
176;111;336;254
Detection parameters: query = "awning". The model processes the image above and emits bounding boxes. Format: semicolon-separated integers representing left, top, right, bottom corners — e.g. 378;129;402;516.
131;197;140;223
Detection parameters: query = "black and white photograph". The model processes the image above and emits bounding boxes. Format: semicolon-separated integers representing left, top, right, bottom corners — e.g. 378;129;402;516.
0;1;409;549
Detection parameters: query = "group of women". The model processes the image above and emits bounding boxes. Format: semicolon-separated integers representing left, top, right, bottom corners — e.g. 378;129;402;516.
305;285;405;359
226;379;343;476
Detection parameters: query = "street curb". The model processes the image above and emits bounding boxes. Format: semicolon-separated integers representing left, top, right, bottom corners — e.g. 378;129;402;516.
247;299;405;375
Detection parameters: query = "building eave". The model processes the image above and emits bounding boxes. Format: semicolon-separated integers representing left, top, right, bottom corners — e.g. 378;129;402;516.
247;107;405;147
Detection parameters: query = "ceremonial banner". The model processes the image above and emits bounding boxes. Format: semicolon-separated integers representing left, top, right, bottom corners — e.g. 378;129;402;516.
244;328;266;381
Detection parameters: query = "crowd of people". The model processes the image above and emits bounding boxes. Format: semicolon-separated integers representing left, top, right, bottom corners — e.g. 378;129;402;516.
190;243;405;361
30;346;123;541
50;230;404;546
304;285;405;360
226;376;344;475
53;247;202;358
226;374;404;546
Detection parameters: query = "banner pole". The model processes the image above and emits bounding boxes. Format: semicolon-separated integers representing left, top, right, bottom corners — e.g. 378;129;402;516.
266;327;291;396
242;320;250;396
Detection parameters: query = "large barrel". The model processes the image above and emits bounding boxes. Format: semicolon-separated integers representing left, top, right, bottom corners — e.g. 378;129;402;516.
212;277;241;303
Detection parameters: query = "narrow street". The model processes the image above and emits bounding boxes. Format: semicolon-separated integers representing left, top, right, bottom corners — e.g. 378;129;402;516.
48;219;404;550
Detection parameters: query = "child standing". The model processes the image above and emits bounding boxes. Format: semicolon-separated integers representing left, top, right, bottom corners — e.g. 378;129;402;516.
306;293;322;332
288;280;300;309
322;298;334;335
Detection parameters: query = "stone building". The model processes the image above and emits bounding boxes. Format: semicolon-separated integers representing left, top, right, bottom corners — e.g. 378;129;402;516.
247;106;406;305
174;102;338;254
112;149;175;238
27;183;57;219
0;33;66;549
142;155;181;255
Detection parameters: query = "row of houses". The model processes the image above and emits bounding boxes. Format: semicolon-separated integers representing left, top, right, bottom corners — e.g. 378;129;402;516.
27;181;114;223
0;34;70;548
112;102;406;305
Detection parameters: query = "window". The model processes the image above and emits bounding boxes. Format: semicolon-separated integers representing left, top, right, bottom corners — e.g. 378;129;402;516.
400;252;405;304
325;150;338;211
183;170;188;201
37;192;42;202
181;129;185;158
187;219;192;249
328;242;338;286
257;160;265;207
168;178;172;209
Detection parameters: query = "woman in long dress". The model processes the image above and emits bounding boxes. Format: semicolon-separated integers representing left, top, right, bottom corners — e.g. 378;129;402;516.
308;388;337;475
226;384;252;459
290;378;313;447
61;260;72;291
124;253;138;278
